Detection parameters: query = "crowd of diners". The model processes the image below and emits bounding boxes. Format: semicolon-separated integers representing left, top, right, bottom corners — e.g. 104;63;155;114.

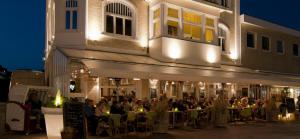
82;93;300;136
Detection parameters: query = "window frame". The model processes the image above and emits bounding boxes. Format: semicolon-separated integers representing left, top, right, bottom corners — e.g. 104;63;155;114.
276;40;285;55
151;4;162;38
161;3;218;45
182;9;203;41
292;44;299;57
102;1;136;39
246;32;257;49
261;35;271;52
218;27;226;52
165;5;181;37
65;0;78;32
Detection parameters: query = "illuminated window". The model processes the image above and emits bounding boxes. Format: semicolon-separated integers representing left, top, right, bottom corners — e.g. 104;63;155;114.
205;28;214;43
65;0;78;30
105;2;134;36
183;11;202;40
167;20;178;36
154;8;161;19
206;18;215;27
205;18;215;43
153;8;161;37
183;11;202;24
167;8;179;36
168;8;178;18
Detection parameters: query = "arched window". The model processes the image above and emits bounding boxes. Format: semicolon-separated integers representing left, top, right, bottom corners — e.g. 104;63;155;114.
104;2;134;36
105;2;134;36
65;0;78;30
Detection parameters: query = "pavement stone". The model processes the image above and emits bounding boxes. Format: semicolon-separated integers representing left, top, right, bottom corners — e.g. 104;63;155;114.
1;121;300;139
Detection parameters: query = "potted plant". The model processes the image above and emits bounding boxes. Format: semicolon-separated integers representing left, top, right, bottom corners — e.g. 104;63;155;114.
42;90;65;139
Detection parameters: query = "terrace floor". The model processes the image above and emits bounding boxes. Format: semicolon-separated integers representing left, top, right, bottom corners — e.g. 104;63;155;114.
2;121;300;139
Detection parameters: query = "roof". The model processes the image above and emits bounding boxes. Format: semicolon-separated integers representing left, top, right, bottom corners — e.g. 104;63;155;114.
241;14;300;37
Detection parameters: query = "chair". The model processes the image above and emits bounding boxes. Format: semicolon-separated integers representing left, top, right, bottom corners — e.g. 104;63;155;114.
96;116;111;136
146;112;156;134
125;111;136;135
136;112;151;136
240;108;252;121
190;110;198;128
110;114;122;137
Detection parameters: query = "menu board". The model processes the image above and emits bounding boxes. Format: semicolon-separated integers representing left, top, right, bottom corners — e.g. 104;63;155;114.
63;102;86;139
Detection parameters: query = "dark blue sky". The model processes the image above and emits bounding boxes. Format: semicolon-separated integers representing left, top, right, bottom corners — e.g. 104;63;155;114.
0;0;300;71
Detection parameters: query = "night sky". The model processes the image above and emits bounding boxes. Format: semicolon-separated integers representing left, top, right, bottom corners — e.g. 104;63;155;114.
0;0;299;71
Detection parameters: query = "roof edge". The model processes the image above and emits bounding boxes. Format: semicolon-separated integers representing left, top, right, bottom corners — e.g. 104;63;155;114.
240;14;300;37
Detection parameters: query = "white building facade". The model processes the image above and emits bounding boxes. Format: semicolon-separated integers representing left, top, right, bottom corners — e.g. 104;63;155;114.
45;0;300;102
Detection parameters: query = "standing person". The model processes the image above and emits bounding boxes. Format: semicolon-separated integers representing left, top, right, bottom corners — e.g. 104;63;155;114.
84;99;96;136
26;92;42;130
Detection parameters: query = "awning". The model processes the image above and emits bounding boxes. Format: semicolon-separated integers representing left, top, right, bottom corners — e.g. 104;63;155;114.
59;48;300;86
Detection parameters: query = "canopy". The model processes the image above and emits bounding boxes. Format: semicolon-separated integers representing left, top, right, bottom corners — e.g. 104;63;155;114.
59;48;300;87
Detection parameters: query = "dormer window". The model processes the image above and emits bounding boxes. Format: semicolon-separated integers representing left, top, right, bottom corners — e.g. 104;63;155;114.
105;2;134;37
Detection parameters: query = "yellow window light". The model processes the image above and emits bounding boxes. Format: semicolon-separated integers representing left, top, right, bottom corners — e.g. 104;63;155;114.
168;8;178;18
205;28;214;43
206;18;215;27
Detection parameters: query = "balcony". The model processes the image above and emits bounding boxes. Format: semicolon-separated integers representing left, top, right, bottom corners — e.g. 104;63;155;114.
149;37;222;67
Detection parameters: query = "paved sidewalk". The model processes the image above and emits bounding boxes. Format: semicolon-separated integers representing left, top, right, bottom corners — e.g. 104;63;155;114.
1;121;300;139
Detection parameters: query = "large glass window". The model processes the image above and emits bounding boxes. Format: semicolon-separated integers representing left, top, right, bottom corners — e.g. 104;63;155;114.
276;41;284;54
218;27;226;52
125;19;132;36
247;32;255;48
116;17;123;35
293;44;299;56
153;8;161;37
205;18;215;43
183;11;202;40
262;36;270;51
221;0;228;7
167;20;178;36
106;15;114;33
105;2;134;37
66;11;71;29
159;5;218;44
167;8;179;37
65;0;78;30
72;11;77;29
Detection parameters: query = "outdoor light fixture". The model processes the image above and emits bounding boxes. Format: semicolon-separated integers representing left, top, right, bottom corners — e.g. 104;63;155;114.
133;78;141;81
80;69;85;73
